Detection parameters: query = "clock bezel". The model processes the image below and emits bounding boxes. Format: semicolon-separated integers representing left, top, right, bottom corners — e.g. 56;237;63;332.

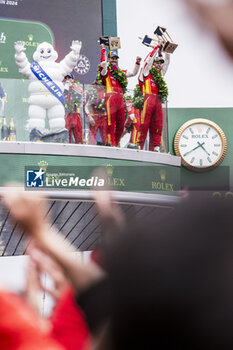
174;118;227;172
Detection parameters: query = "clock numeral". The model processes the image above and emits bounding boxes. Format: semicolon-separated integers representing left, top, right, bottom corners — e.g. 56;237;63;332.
199;159;203;166
212;135;218;139
183;135;189;140
207;157;212;163
190;157;195;164
180;144;187;147
189;128;194;134
214;144;220;147
212;151;218;156
206;127;210;134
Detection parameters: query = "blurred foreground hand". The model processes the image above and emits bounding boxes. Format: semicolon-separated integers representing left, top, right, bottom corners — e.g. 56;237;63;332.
184;0;233;60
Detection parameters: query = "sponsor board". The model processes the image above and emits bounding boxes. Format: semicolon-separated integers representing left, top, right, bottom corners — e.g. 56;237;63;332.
25;165;180;192
0;18;54;79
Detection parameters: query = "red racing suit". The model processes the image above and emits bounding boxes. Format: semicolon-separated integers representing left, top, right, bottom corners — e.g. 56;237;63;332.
64;83;83;144
100;48;140;146
124;100;141;145
137;45;163;151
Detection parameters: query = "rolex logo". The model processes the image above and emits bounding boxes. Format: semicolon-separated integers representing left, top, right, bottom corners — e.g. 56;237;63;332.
38;160;48;172
106;164;113;176
28;34;33;41
159;169;166;182
197;126;202;133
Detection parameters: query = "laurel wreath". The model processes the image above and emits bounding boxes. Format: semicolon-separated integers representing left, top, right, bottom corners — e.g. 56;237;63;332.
132;68;168;109
150;66;168;103
98;64;128;94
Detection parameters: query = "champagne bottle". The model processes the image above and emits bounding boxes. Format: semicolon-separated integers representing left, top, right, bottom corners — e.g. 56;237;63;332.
1;117;8;141
8;117;16;141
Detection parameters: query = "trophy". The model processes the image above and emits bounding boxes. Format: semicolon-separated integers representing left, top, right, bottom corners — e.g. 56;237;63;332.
154;26;178;54
99;36;121;50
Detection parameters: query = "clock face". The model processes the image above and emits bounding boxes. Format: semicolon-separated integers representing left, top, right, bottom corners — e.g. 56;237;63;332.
174;119;227;172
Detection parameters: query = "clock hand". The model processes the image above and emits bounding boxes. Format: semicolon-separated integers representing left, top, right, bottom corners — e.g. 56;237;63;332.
183;142;205;157
197;141;210;156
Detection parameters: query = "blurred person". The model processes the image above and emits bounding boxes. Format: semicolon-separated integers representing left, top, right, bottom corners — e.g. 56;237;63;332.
26;249;90;350
92;189;125;242
0;190;104;350
0;284;64;350
0;188;126;344
0;82;7;117
184;0;233;60
78;195;233;350
0;251;90;350
123;106;141;149
122;95;140;149
2;190;233;350
85;78;107;145
63;73;83;144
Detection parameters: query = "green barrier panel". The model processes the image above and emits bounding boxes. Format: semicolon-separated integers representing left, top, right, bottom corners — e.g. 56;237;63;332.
0;153;180;195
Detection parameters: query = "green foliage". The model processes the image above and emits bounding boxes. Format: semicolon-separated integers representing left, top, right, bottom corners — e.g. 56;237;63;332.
132;68;168;110
97;64;128;94
150;66;168;103
123;94;132;102
109;63;128;94
132;84;144;110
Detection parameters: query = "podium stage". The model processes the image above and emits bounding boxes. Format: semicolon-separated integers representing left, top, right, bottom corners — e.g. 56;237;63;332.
0;142;181;256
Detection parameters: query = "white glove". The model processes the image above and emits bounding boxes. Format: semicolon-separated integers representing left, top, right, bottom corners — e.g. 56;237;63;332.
14;41;26;54
70;40;82;55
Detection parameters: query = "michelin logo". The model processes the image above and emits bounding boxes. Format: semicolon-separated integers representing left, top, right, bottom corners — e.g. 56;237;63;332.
26;169;45;187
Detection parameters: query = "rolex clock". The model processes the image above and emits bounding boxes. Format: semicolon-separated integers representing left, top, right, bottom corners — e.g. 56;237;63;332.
174;119;227;172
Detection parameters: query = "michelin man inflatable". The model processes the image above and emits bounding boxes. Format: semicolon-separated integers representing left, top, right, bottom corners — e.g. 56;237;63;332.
14;40;82;141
